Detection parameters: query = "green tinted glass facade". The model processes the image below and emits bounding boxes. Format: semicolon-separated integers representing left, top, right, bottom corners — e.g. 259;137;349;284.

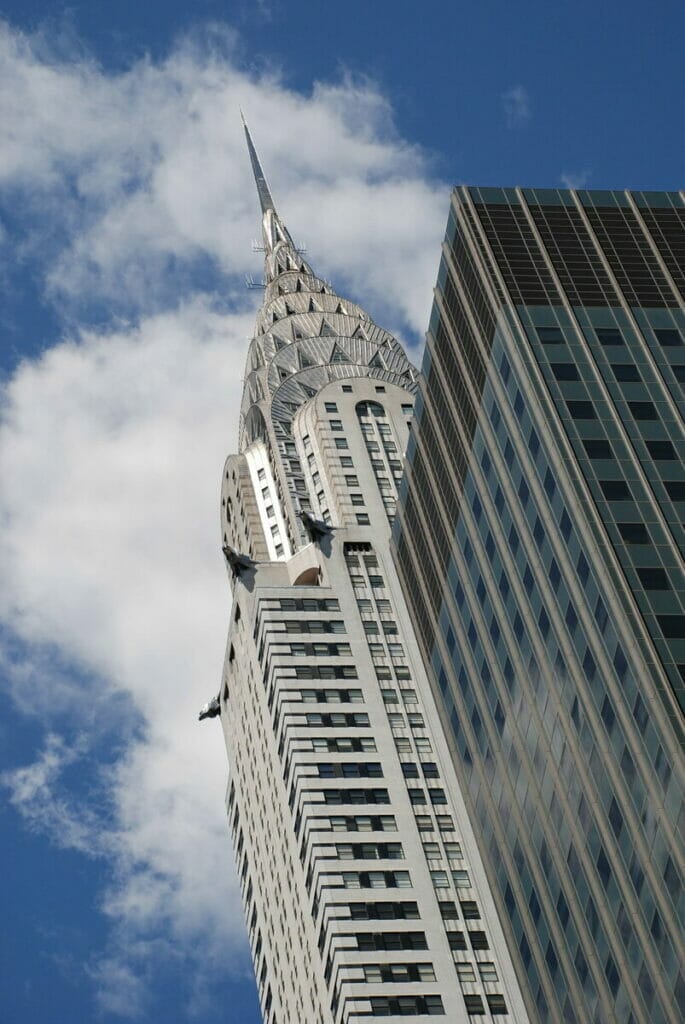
394;187;684;1023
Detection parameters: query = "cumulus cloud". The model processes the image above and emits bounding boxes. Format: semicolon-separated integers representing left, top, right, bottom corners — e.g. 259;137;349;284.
502;84;531;128
0;22;445;338
0;16;447;1018
1;298;252;1009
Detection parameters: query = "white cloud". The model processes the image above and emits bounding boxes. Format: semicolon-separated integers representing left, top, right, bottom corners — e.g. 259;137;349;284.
560;169;591;189
1;298;253;1009
1;732;101;854
502;84;531;128
0;23;445;339
0;17;447;1018
89;956;148;1019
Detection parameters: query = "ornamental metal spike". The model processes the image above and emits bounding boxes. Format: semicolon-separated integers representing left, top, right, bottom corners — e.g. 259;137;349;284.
241;110;275;215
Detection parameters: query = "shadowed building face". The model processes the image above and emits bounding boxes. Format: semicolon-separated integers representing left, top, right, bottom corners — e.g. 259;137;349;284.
394;186;685;1024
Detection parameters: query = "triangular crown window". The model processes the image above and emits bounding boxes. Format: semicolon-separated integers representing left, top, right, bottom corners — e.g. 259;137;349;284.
308;298;320;313
320;320;336;337
369;351;386;370
330;343;351;363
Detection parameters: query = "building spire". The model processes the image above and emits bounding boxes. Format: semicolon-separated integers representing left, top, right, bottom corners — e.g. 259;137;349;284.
240;110;305;282
241;110;275;215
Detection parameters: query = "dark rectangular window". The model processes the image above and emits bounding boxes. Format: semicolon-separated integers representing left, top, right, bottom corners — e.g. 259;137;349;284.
637;568;670;590
528;430;541;458
552;363;580;381
654;328;683;347
514;391;524;417
665;481;685;501
583;439;613;459
370;995;444;1016
537;326;564;344
464;994;485;1015
628;401;658;421
577;552;590;585
596;328;624;346
600;480;632;500
658;615;685;638
618;522;649;544
611;364;641;382
673;365;685;383
460;901;481;920
560;510;573;540
646;440;676;460
440;901;459;920
349;901;419;921
487;995;509;1015
544;469;556;498
567;400;596;419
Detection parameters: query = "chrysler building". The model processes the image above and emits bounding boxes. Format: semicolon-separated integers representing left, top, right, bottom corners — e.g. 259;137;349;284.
211;119;529;1024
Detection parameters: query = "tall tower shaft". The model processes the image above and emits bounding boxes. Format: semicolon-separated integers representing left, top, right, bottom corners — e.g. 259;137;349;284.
395;185;685;1024
215;125;530;1023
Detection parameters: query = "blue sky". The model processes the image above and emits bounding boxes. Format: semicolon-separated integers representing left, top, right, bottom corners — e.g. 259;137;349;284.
0;2;682;1023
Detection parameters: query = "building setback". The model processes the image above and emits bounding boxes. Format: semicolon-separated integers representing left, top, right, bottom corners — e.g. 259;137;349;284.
394;186;685;1024
214;129;531;1022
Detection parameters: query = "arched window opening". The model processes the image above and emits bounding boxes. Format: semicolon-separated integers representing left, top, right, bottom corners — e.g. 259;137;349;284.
356;400;386;418
293;567;320;586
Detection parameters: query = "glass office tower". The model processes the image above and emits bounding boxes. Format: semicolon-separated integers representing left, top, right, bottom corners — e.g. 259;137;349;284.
394;187;684;1024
